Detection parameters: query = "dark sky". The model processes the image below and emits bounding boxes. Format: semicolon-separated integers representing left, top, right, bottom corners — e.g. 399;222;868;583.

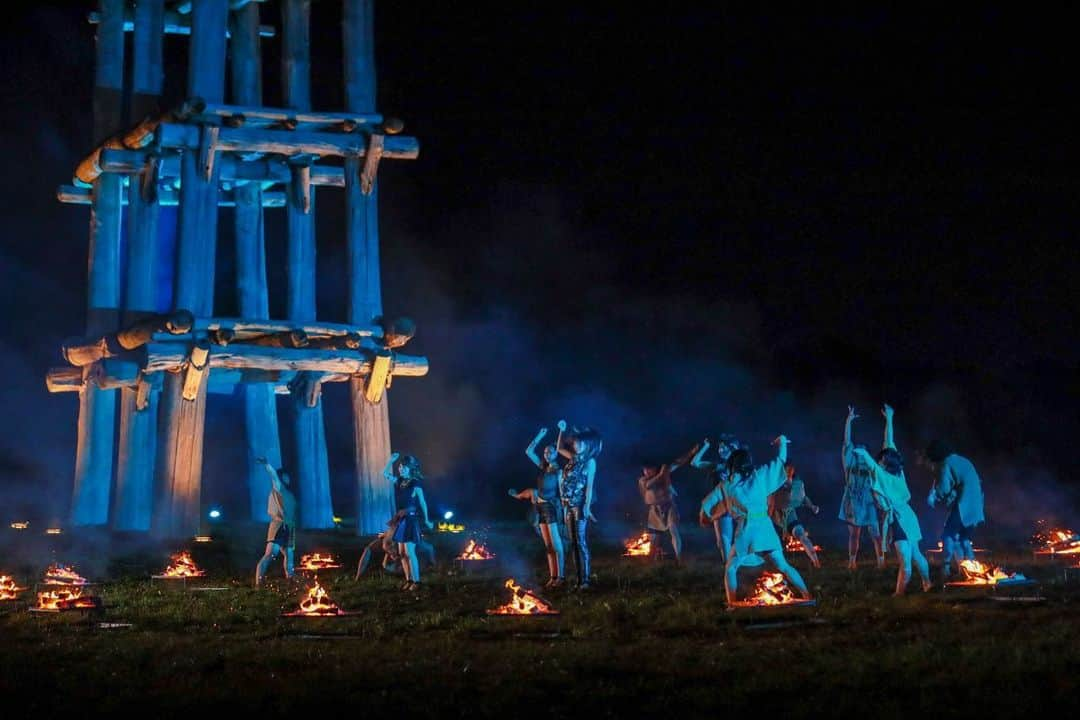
1;4;1077;536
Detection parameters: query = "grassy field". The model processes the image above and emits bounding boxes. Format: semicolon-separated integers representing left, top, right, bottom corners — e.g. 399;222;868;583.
2;524;1079;718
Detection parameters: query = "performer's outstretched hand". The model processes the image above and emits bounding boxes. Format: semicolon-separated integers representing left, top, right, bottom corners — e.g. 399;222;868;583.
557;420;567;432
847;406;858;421
882;403;894;419
772;435;791;447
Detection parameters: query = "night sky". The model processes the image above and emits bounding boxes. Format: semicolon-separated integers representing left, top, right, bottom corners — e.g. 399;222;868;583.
1;4;1077;538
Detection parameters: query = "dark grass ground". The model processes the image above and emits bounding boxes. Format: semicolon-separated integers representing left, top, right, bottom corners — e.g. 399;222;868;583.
2;523;1080;718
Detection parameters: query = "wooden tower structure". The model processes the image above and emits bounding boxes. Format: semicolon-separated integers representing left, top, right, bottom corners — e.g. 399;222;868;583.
47;0;425;538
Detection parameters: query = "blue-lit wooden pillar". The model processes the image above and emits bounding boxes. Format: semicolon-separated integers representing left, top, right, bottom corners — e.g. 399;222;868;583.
344;0;393;535
114;0;165;532
231;1;281;522
72;0;124;527
283;0;334;528
154;0;227;538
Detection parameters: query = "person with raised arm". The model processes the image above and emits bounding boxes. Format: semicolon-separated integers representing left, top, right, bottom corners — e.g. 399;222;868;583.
924;437;985;581
558;426;602;590
840;406;887;569
852;404;933;595
723;435;812;605
695;435;742;563
636;442;700;565
384;452;434;592
254;458;298;586
508;420;567;587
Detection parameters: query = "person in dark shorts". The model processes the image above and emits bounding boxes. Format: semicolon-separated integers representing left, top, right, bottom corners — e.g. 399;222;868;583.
254;458;298;586
636;443;699;565
769;463;821;568
509;421;567;587
384;452;434;591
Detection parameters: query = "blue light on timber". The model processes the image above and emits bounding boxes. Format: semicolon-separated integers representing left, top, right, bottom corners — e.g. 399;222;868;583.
208;509;222;519
443;511;454;520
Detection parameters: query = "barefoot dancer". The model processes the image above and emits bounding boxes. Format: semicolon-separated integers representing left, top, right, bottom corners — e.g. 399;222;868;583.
559;426;602;590
509;421;567;587
723;436;812;605
853;404;933;595
254;458;297;586
694;436;741;563
770;463;821;568
924;439;985;581
384;452;434;591
636;443;699;565
355;516;435;579
841;407;886;569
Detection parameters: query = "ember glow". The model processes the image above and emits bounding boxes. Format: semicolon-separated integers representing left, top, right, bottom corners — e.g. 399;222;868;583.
9;521;29;530
949;559;1027;586
1031;525;1080;556
298;553;343;571
1;575;26;601
158;551;206;578
193;535;213;543
284;578;346;617
457;539;495;560
623;532;653;557
35;588;97;611
42;564;88;586
437;522;465;533
45;528;63;536
784;535;822;553
486;579;559;615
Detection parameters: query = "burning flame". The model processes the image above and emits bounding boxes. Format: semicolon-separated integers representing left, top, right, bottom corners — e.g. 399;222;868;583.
1031;524;1080;555
623;532;653;557
438;522;465;533
287;578;345;616
36;588;97;611
742;572;797;606
159;551;206;578
950;559;1026;586
298;553;343;571
486;578;559;615
1;575;26;600
42;563;88;586
457;539;495;560
784;535;822;553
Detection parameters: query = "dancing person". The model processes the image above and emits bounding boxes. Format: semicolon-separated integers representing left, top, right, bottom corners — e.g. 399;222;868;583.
852;403;933;595
384;452;434;591
559;426;602;590
841;406;886;569
694;436;741;563
636;443;700;565
356;516;435;579
769;463;822;568
254;458;297;586
508;421;567;587
924;438;985;580
723;436;812;605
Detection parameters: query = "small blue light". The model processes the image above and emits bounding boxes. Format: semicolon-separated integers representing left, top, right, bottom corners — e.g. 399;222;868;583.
443;511;454;520
208;509;221;519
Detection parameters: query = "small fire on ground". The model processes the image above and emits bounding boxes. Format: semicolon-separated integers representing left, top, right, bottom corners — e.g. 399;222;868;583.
42;563;88;586
1031;524;1080;556
623;532;653;557
36;587;99;611
158;551;206;578
948;559;1027;586
730;572;811;607
784;535;822;553
1;575;26;601
438;522;465;533
284;578;347;617
457;539;495;560
486;579;559;615
298;553;342;571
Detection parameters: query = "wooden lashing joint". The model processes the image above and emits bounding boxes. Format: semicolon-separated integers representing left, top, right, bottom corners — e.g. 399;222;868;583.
364;349;393;404
198;125;220;181
288;372;324;409
288;155;314;214
360;133;385;195
134;374;153;412
140;154;161;204
181;339;211;401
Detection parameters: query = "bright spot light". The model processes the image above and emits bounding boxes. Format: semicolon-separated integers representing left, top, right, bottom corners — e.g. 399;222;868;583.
443;511;454;520
208;509;221;519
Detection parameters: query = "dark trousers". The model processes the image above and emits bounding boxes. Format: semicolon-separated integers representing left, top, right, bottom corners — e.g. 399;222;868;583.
564;505;590;584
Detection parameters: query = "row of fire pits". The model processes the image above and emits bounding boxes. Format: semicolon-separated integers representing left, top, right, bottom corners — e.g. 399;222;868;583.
3;525;1077;618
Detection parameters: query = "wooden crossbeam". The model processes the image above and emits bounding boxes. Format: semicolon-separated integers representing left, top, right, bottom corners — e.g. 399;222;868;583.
88;9;276;37
98;150;346;187
144;342;428;376
156;123;419;161
192;102;383;131
58;185;287;207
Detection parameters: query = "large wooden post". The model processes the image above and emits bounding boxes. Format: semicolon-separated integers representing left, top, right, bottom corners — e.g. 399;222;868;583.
231;1;281;522
343;0;392;535
114;0;165;532
154;0;227;538
72;0;124;527
283;0;334;529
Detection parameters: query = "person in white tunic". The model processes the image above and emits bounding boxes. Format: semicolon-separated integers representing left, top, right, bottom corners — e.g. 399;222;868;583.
723;435;811;606
852;404;932;595
840;406;887;569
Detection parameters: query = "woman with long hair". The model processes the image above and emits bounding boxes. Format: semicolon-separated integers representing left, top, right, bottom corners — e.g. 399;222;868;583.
558;426;602;590
840;407;887;569
509;421;567;587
